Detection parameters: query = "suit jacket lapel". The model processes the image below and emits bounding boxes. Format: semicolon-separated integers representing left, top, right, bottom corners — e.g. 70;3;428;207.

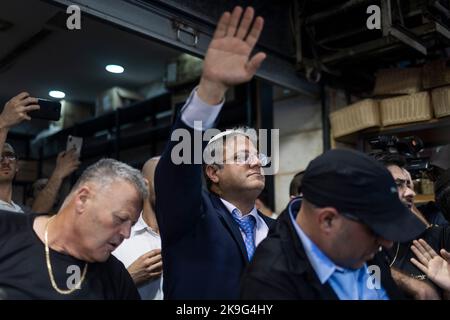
209;193;249;263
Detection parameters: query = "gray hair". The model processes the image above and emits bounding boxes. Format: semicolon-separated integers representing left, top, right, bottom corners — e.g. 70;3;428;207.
71;158;148;201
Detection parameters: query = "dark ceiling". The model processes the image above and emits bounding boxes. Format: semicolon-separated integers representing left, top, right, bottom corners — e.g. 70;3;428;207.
296;0;450;93
0;0;180;135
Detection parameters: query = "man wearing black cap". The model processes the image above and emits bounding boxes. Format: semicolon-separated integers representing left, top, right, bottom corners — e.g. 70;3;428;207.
241;149;426;299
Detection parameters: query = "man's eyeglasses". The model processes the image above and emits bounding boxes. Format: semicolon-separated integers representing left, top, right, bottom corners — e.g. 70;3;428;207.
225;152;270;166
0;154;17;162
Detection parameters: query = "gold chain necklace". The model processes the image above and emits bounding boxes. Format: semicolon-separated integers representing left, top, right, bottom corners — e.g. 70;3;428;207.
389;242;400;268
44;216;88;295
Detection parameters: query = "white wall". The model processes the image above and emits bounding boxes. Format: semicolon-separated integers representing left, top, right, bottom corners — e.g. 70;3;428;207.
273;94;323;213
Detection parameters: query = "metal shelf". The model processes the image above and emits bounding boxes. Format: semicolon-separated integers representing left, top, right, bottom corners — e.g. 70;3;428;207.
40;93;172;160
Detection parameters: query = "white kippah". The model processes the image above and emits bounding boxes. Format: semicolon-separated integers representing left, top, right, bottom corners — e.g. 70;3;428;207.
207;129;250;145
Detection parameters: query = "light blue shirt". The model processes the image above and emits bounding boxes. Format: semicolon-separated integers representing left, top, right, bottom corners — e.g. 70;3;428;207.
288;200;389;300
220;198;269;247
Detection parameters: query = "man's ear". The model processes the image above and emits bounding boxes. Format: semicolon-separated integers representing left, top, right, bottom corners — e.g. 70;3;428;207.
74;185;91;214
316;207;340;234
142;178;150;189
205;164;220;184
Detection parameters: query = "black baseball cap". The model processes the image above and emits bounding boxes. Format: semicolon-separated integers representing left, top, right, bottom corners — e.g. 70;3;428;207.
302;149;426;242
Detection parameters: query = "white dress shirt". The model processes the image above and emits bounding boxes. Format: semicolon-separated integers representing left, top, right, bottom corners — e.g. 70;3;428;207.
0;200;24;213
180;88;224;129
113;214;163;300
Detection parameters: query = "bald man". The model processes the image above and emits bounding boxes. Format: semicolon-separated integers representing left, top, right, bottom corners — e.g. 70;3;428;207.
113;157;163;300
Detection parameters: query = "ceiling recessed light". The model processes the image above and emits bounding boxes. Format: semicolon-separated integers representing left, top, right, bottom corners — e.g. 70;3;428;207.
49;90;65;99
106;64;124;74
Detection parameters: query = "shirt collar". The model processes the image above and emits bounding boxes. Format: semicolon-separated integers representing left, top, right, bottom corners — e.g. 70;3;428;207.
288;198;343;284
220;198;259;221
0;199;18;206
132;213;158;236
0;199;22;210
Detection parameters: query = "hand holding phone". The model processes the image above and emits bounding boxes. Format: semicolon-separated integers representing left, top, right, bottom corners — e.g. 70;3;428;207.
28;99;61;121
0;92;39;127
66;135;83;158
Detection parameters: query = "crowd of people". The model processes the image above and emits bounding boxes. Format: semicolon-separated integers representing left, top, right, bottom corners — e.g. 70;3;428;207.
0;6;449;300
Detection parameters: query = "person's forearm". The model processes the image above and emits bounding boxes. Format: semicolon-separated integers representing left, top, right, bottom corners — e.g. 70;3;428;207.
0;121;10;154
391;268;417;296
32;174;64;213
391;268;440;299
128;269;144;286
197;77;227;105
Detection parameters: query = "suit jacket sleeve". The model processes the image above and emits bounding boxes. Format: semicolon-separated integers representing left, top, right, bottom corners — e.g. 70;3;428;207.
155;116;211;246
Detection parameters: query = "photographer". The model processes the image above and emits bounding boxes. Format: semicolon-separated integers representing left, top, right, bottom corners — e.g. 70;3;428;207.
370;136;447;225
372;152;429;225
29;148;80;214
0;92;39;213
372;149;450;299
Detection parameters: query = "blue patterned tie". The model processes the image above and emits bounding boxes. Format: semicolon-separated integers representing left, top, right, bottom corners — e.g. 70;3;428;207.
231;209;256;260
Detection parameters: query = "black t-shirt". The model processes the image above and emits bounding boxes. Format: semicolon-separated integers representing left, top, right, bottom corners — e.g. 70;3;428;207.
0;211;140;300
417;201;449;226
387;225;450;282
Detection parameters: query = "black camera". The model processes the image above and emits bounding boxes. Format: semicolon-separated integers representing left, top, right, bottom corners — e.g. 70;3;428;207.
368;135;428;179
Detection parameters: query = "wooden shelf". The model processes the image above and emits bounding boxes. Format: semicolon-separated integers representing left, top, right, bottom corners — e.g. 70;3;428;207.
334;116;450;149
415;194;435;204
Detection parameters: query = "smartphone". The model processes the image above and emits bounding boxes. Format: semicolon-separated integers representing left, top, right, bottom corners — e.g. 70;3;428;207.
28;99;61;121
66;135;83;157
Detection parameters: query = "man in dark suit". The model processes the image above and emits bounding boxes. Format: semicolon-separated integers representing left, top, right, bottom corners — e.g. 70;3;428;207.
241;149;427;299
155;6;274;299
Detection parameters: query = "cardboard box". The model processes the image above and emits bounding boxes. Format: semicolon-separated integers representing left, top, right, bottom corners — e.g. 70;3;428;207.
422;59;450;89
373;67;422;96
96;87;143;116
166;54;203;87
380;91;432;126
55;100;93;129
329;99;380;138
431;85;450;118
